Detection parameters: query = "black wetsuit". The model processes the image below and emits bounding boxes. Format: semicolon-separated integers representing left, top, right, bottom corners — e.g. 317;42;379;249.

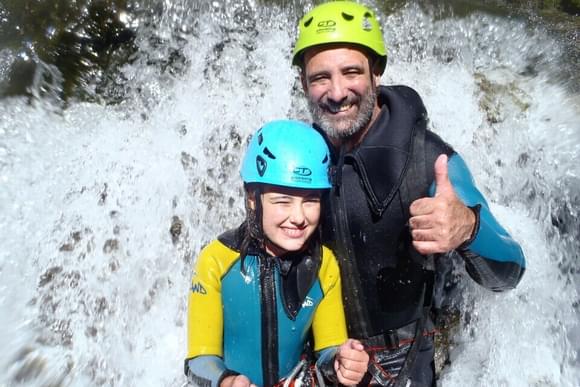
320;85;526;386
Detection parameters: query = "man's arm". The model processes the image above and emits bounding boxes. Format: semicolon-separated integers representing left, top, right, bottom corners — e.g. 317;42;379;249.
409;153;525;290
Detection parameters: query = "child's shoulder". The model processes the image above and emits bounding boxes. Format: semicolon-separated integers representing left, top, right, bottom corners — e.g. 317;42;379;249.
196;237;240;272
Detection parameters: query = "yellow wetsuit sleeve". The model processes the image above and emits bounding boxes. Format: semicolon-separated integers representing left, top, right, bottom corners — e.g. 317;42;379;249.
311;246;348;352
186;239;239;359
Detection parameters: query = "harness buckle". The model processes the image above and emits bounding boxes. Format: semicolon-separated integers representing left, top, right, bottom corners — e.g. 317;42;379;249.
383;329;400;349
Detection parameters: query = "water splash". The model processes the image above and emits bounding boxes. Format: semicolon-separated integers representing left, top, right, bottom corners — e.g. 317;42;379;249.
0;1;578;386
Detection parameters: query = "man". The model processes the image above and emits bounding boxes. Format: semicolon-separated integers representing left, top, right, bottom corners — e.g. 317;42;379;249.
291;2;526;386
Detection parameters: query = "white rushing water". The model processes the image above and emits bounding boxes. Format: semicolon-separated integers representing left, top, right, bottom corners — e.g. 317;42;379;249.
0;1;579;386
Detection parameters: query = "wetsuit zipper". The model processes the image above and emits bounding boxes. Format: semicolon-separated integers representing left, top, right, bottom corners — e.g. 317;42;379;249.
260;255;279;386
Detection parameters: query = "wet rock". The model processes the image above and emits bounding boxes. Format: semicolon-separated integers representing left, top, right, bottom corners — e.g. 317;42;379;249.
98;183;108;205
59;230;83;252
170;215;183;244
109;258;120;272
517;152;530;167
177;122;187;136
180;151;198;170
102;238;118;253
38;266;63;287
10;347;46;383
434;307;461;376
85;326;98;337
475;72;531;126
94;296;109;316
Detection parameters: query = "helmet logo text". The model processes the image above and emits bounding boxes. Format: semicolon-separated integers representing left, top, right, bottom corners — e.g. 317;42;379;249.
317;20;336;28
293;167;312;176
316;19;336;34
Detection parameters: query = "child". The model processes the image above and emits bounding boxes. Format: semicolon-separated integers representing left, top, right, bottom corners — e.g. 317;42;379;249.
185;120;368;387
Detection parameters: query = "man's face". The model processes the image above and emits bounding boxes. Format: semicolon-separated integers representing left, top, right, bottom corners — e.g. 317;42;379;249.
301;45;380;142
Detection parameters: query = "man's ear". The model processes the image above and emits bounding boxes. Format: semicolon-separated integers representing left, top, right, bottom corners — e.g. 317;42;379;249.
373;72;381;88
371;60;383;81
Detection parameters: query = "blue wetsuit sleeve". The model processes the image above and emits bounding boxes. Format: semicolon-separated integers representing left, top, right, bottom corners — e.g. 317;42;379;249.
186;356;239;387
315;346;338;383
429;153;526;290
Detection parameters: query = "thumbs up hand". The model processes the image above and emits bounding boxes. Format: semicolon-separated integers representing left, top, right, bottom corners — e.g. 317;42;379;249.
409;154;476;255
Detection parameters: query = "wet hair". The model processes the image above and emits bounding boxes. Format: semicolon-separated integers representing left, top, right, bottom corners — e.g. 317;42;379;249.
238;183;265;274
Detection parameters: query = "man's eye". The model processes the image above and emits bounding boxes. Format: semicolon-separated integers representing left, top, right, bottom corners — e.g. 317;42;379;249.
310;75;328;82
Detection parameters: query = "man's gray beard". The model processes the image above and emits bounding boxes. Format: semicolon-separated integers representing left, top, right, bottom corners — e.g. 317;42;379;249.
308;87;377;141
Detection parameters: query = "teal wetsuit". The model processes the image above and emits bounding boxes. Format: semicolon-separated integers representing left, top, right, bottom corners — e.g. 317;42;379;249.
185;228;347;387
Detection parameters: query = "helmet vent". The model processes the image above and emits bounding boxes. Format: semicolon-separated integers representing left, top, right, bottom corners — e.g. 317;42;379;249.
257;132;264;145
341;12;354;21
263;147;276;159
322;154;328;163
303;17;313;27
364;11;373;18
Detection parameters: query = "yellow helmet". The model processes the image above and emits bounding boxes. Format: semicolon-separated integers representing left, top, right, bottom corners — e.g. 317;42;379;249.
292;1;387;73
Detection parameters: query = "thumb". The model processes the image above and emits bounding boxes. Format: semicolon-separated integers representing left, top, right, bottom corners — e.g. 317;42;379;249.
434;154;454;197
349;339;365;351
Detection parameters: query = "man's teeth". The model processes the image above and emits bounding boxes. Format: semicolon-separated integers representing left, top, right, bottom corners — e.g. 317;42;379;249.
328;104;352;113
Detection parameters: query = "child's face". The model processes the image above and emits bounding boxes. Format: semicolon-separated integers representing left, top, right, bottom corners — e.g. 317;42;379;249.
256;185;322;257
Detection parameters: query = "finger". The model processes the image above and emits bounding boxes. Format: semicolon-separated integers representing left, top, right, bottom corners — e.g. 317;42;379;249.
336;366;354;385
336;366;366;386
337;349;369;365
349;339;365;351
412;239;447;255
409;197;435;217
411;228;434;242
409;214;436;231
231;375;252;387
434;154;454;198
341;338;364;351
337;351;369;371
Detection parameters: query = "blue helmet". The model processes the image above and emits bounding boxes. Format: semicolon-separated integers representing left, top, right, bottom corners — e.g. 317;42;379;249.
241;120;331;189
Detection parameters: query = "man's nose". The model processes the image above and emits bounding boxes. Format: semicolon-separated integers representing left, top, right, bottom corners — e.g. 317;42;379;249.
326;77;348;104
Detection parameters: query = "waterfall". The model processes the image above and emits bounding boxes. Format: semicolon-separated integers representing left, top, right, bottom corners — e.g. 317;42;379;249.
0;1;578;386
